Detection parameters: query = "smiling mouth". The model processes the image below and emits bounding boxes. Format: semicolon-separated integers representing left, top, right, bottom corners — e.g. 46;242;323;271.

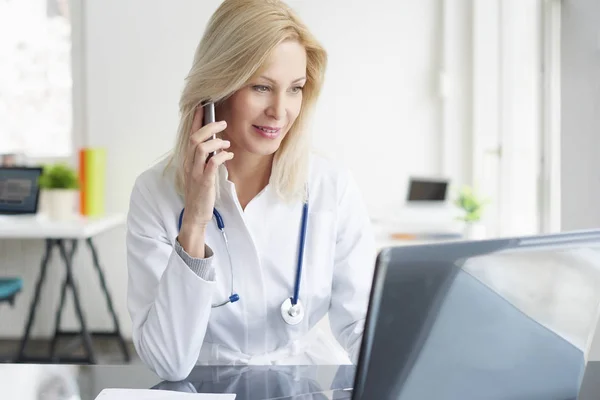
253;125;281;134
252;125;283;139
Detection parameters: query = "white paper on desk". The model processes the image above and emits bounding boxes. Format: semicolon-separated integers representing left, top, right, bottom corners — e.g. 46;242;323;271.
95;388;236;399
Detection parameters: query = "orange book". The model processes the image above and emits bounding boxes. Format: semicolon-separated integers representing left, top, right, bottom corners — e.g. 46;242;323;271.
390;233;418;240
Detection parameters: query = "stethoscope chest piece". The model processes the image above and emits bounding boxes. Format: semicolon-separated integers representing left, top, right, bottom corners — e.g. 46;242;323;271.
281;297;304;326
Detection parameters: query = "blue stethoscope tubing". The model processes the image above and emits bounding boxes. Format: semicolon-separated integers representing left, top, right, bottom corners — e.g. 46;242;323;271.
177;197;309;323
293;202;309;306
178;208;238;307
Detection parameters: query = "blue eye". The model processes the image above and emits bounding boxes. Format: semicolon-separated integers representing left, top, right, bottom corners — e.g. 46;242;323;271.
253;85;270;93
290;86;304;94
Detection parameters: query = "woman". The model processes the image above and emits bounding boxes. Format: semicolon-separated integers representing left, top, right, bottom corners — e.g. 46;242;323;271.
126;0;376;381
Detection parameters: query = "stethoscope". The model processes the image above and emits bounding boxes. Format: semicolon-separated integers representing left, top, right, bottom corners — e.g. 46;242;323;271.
177;196;309;326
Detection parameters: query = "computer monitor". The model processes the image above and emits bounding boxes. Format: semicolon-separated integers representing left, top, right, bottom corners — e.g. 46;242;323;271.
353;230;600;400
406;177;448;203
0;167;43;215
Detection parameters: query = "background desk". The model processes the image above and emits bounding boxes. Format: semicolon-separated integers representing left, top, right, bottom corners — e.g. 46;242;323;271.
0;214;130;364
0;362;599;400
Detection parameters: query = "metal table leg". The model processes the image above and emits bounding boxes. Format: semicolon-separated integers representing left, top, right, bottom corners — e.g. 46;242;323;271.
56;239;96;364
49;240;77;359
16;239;54;362
15;237;130;364
86;237;131;362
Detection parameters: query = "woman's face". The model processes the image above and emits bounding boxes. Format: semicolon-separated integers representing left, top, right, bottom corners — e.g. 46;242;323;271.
217;39;307;157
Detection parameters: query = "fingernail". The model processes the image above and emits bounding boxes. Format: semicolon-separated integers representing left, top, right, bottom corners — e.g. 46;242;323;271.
220;121;227;126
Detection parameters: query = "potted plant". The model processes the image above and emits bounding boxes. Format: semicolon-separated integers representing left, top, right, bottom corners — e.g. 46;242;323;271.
38;163;80;220
454;185;489;239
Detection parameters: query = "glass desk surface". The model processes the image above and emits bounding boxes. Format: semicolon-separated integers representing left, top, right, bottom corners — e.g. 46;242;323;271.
0;362;599;400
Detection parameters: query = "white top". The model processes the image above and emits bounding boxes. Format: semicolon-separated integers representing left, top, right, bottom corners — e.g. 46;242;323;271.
0;213;125;239
126;155;377;381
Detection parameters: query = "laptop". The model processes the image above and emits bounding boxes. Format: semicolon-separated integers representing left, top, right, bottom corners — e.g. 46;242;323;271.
406;177;449;203
350;229;600;400
0;167;43;215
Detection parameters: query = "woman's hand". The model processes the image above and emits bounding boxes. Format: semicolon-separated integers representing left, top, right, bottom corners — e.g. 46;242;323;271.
179;106;233;258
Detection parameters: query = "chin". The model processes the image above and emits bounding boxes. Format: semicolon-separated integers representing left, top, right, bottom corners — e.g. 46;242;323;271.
247;141;282;156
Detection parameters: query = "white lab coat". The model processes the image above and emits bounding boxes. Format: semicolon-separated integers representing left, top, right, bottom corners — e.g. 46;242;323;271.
126;154;376;381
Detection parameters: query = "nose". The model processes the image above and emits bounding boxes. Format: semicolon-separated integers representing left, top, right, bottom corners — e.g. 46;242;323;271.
266;94;286;121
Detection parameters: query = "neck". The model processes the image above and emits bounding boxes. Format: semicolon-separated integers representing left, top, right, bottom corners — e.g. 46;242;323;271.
225;147;274;210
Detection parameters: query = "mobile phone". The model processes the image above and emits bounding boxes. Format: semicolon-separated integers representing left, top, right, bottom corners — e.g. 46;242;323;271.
203;102;217;161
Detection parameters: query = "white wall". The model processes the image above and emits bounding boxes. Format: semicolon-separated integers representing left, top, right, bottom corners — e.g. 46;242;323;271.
561;0;600;232
297;0;472;212
561;0;600;361
0;0;471;339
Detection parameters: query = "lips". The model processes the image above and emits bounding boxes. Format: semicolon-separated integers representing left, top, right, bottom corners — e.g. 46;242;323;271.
253;125;282;139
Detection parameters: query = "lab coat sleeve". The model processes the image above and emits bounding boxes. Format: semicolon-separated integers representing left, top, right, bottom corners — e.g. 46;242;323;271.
328;172;377;364
126;176;216;381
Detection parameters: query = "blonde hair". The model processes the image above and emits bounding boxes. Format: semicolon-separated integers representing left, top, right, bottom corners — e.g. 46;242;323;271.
166;0;327;202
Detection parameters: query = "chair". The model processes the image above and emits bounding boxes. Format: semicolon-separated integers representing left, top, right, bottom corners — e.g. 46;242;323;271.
0;277;23;362
0;278;23;306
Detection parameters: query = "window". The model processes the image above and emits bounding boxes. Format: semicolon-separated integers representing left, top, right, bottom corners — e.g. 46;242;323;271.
471;0;561;237
0;0;73;157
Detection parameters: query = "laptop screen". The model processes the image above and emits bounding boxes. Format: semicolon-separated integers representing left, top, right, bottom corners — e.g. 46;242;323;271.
0;167;43;214
407;179;448;202
354;231;600;400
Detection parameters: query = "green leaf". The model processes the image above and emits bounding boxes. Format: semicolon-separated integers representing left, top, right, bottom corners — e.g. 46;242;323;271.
38;163;80;190
453;185;489;223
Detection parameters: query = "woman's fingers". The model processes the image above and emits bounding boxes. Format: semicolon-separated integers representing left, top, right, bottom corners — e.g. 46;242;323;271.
184;106;202;176
193;139;231;166
189;139;232;180
184;120;227;175
190;120;227;143
203;150;235;177
190;105;203;135
191;149;234;184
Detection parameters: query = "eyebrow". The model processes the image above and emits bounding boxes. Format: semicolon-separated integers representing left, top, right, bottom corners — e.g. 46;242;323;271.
260;75;307;84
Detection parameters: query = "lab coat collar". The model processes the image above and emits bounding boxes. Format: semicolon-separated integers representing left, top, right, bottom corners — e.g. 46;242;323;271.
217;160;275;186
216;165;235;210
217;164;235;193
216;162;273;208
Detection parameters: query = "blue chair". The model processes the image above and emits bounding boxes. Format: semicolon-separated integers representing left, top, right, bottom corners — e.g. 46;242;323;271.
0;278;23;363
0;278;23;306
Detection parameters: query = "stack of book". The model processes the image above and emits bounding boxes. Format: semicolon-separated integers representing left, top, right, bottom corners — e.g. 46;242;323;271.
79;148;106;217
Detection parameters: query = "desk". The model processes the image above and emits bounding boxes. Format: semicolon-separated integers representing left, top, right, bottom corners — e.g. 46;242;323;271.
0;214;130;364
371;218;465;252
0;362;599;399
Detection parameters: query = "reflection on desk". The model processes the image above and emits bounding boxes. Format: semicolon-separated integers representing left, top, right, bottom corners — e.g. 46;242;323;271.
153;366;355;400
0;363;599;400
0;365;354;400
